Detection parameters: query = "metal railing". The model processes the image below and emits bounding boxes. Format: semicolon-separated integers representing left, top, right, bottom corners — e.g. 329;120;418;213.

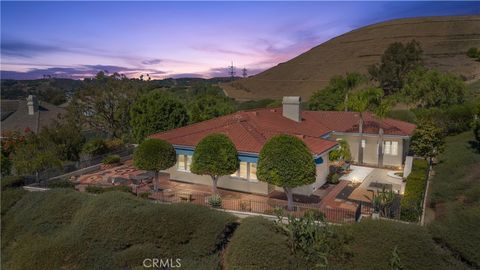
152;190;359;224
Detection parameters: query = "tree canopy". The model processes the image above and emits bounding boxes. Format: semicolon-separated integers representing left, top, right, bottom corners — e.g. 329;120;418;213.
410;120;445;164
369;40;423;95
257;135;316;210
402;68;466;108
130;91;189;142
309;73;367;111
68;72;145;139
188;94;236;123
10;132;62;180
133;139;177;172
190;133;239;194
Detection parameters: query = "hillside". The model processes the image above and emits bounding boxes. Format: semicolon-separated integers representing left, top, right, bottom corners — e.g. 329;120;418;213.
222;15;480;101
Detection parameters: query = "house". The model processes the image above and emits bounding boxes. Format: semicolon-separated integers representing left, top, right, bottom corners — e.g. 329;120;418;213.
1;95;66;134
150;96;416;196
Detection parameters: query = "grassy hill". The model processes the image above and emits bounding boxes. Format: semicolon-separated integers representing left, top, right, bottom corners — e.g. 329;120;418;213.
222;15;480;101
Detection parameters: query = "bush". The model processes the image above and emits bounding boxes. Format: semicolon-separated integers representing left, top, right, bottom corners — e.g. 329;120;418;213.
387;110;417;123
400;159;428;222
2;191;236;270
102;154;121;165
82;138;108;156
85;185;131;194
104;138;125;152
331;219;464;270
327;172;341;184
225;217;311;270
47;179;75;189
1;176;25;190
1;188;27;216
139;192;150;199
208;193;222;208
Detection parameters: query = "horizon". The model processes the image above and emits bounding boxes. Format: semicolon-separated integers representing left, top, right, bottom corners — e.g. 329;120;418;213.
1;1;478;80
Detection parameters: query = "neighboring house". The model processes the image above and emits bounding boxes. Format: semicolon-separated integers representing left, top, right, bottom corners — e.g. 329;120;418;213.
151;96;415;196
1;95;66;134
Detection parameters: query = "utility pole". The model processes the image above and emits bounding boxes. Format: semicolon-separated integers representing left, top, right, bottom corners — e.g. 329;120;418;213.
228;61;236;80
242;67;247;78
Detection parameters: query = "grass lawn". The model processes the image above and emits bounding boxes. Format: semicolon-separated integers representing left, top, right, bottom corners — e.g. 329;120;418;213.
1;189;236;270
428;132;480;268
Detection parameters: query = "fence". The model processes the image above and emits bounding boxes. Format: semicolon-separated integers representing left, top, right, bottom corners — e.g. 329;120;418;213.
154;190;359;224
24;146;135;186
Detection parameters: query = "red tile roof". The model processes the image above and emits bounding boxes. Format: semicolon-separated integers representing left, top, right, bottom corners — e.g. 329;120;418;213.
150;108;415;155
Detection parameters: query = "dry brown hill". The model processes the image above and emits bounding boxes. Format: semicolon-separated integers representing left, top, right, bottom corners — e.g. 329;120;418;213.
222;15;480;101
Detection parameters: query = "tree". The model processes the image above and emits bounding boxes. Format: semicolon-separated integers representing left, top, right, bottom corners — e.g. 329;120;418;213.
369;40;423;95
190;133;239;194
38;117;86;161
402;68;466;108
309;73;367;111
374;98;391;167
130;91;189;143
69;72;144;139
410;120;445;166
188;94;236;123
257;135;316;211
10;132;62;183
345;88;383;164
328;139;351;162
133;139;177;192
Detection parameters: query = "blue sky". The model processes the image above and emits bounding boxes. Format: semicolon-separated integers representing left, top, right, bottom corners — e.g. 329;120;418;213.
1;1;478;79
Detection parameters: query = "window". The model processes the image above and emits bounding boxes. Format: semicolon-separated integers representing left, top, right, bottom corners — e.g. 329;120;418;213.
249;163;258;182
177;154;192;172
239;162;248;178
383;141;398;156
361;139;366;148
230;161;258;182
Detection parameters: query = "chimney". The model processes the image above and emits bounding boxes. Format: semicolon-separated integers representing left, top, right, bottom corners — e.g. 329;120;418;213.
27;95;38;115
282;96;301;122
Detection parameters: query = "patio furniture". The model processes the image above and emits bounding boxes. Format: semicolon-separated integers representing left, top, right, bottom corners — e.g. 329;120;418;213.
178;192;192;202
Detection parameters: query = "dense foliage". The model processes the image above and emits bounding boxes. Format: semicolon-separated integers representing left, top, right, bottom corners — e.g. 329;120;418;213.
188;94;236;123
328;139;351;162
403;68;467;108
1;78;82;104
257;135;316;210
130;91;189;142
368;40;423;95
400;159;429;222
410;120;445;163
1;190;236;270
309;73;367;111
191;133;239;194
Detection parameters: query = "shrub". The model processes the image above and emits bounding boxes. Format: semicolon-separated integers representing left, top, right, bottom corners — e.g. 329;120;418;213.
327;172;341;184
47;179;75;189
1;188;27;216
2;191;235;270
85;185;131;194
104;138;125;152
208;193;222;208
387;110;417;123
1;176;25;190
102;154;121;165
82;138;108;156
225;217;312;270
139;192;150;199
400;159;428;222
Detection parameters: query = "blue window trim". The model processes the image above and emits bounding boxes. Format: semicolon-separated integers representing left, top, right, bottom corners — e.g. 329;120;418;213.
173;145;322;165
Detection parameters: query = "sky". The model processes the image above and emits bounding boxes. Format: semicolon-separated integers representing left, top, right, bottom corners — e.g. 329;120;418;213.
1;1;479;80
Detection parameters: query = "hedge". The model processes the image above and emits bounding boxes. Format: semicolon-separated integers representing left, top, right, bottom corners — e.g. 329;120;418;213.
102;154;121;165
400;159;429;222
2;190;236;270
225;216;313;270
1;176;25;190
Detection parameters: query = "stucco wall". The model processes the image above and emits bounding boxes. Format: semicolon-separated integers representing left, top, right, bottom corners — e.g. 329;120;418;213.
165;167;270;195
331;133;405;168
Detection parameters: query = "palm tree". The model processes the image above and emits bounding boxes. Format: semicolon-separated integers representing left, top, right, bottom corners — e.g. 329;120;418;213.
343;72;366;112
347;88;383;165
374;99;391;167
